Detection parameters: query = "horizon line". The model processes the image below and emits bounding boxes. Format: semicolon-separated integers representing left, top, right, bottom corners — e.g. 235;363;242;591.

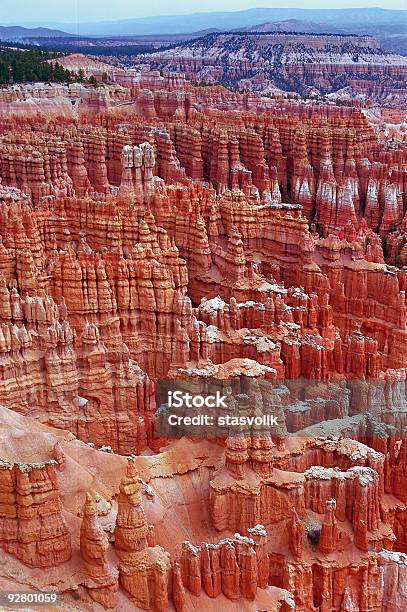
2;5;406;28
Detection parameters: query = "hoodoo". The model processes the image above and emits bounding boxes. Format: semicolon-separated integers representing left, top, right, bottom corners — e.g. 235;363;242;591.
0;7;405;609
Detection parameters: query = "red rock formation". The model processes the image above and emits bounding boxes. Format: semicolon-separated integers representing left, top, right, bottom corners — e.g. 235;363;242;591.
317;498;338;554
172;560;186;611
114;460;171;610
0;459;71;567
80;493;118;607
180;527;285;603
0;58;405;611
380;550;407;611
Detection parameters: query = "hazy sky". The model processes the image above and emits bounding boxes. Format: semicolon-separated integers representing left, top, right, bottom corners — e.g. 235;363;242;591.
2;0;406;24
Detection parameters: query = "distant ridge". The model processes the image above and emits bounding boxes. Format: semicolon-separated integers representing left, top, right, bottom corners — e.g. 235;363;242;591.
16;7;405;36
0;25;73;40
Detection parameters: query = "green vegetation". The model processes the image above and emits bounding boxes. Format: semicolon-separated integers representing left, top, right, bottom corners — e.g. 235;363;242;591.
0;45;73;84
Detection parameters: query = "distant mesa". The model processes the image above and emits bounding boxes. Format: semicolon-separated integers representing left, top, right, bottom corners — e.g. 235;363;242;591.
236;19;344;34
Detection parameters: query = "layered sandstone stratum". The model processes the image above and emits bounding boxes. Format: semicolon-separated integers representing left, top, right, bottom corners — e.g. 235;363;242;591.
140;32;407;106
0;58;405;610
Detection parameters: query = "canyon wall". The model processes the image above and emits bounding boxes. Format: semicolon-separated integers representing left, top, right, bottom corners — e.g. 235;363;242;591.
0;69;404;609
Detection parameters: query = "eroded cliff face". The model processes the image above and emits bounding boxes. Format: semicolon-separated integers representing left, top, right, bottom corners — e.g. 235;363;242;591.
0;72;405;609
140;31;407;106
0;408;407;610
